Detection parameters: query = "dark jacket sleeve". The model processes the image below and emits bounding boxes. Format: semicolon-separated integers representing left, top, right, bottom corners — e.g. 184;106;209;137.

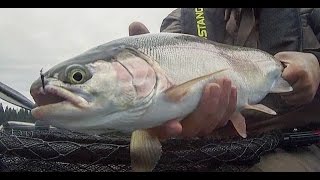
300;8;320;63
161;8;320;62
160;8;182;33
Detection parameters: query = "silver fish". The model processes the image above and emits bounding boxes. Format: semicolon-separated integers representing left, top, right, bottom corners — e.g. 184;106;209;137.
30;33;293;171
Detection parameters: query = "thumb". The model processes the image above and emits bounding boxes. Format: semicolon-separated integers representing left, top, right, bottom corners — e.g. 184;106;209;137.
129;22;150;36
274;51;292;67
147;119;182;140
281;64;299;85
274;52;299;85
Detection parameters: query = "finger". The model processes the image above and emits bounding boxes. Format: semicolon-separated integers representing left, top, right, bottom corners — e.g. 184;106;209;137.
282;90;315;105
274;51;302;64
279;82;301;96
148;119;182;140
180;84;221;137
202;82;225;134
274;51;297;65
129;22;150;36
218;85;237;128
275;52;304;85
280;76;312;97
274;51;291;61
197;83;221;114
217;79;232;119
203;79;231;134
281;64;301;86
180;84;214;138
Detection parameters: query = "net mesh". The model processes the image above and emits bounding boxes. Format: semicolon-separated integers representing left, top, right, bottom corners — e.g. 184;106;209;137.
0;127;282;172
2;92;319;172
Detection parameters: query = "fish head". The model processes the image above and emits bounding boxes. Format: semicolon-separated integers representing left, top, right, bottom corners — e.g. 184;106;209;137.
30;44;158;133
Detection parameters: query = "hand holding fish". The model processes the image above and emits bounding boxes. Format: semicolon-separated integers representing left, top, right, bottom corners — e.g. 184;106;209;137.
129;22;237;139
275;52;320;105
148;79;237;139
178;78;237;138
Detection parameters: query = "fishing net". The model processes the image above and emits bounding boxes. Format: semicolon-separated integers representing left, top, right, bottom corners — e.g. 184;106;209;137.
0;124;287;172
0;96;319;172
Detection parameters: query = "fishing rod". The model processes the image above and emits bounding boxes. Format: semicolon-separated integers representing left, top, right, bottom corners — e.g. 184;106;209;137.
280;128;320;148
0;69;45;111
0;81;35;110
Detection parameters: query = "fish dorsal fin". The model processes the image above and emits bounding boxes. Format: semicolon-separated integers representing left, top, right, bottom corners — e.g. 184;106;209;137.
244;104;277;115
270;77;293;93
164;69;228;102
130;129;162;172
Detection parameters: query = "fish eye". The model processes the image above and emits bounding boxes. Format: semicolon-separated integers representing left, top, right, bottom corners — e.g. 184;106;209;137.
69;68;86;84
73;71;84;81
63;64;92;84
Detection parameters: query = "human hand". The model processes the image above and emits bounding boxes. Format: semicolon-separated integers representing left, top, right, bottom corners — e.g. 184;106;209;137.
129;22;237;140
129;21;150;36
275;51;320;105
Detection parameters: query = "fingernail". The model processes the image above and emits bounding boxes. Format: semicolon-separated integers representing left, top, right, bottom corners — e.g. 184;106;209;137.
165;121;182;138
204;83;212;94
224;78;231;86
210;84;221;97
231;86;237;97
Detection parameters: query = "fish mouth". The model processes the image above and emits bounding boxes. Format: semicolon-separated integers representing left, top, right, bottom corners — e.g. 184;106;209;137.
31;85;88;108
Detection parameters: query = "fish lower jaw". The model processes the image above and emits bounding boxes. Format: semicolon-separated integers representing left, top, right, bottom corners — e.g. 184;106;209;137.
31;100;70;119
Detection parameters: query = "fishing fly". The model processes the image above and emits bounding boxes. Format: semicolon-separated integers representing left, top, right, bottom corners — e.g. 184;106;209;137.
40;68;45;91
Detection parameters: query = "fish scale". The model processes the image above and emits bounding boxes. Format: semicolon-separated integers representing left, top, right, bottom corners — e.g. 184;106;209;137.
29;33;293;172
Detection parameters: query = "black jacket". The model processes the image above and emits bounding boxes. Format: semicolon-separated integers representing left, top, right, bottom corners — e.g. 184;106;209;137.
160;8;320;61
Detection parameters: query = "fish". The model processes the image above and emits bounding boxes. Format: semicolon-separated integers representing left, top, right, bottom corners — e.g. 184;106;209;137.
29;32;293;171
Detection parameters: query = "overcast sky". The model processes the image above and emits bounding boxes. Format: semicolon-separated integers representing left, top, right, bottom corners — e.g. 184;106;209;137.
0;8;176;109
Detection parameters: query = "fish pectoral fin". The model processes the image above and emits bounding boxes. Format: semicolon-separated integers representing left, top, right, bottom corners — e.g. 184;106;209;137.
164;69;228;102
244;104;277;115
130;129;162;172
270;77;293;93
230;112;247;138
